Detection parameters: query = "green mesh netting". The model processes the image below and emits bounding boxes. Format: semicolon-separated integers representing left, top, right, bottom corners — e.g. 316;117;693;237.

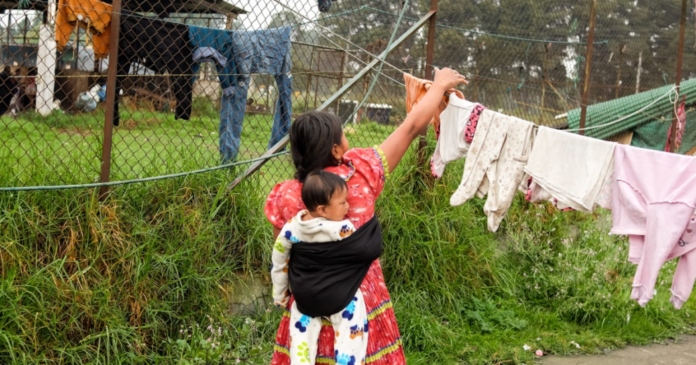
629;110;695;154
630;119;670;151
678;111;696;154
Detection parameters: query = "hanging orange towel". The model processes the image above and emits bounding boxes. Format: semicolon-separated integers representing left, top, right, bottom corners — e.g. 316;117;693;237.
56;0;112;59
404;73;465;138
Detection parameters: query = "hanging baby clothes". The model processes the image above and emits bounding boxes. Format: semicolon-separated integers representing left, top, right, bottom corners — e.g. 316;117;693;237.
403;73;464;139
450;110;535;232
523;127;615;213
113;11;193;126
189;26;293;162
611;144;696;308
430;94;483;178
55;0;112;59
465;104;486;144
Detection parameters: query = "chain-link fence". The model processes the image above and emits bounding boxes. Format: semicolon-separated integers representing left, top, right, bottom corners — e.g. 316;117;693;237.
0;0;693;193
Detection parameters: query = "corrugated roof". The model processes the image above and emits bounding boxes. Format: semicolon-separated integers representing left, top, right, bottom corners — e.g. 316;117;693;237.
566;78;696;140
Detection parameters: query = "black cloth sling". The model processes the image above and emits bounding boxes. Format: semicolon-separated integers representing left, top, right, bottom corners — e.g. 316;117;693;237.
113;11;193;126
289;215;383;317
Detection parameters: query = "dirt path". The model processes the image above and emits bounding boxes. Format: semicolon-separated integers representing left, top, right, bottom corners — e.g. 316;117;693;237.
540;336;696;365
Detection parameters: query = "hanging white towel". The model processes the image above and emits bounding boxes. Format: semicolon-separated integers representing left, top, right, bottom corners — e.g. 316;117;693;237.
524;126;615;213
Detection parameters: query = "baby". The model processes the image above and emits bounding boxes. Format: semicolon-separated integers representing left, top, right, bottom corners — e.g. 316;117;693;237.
271;169;368;365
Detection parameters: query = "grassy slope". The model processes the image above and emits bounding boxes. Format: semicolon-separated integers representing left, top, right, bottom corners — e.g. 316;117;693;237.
0;137;695;364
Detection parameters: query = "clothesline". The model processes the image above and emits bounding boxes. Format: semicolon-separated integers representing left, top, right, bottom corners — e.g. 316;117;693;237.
417;75;696;310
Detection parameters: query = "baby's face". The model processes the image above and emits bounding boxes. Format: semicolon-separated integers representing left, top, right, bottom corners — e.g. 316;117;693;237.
323;187;349;221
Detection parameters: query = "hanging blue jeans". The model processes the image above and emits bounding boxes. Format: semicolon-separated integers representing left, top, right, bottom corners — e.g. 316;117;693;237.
189;26;293;162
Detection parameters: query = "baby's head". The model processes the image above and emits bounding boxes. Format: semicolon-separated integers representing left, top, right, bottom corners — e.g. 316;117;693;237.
301;170;349;221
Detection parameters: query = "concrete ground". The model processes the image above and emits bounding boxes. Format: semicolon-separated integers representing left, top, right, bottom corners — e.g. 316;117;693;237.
540;336;696;365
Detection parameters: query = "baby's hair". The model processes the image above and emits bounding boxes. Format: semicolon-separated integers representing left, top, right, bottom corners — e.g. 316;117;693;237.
301;170;348;212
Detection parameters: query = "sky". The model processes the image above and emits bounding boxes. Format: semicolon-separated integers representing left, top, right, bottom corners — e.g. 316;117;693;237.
231;0;319;30
0;1;320;31
0;10;38;29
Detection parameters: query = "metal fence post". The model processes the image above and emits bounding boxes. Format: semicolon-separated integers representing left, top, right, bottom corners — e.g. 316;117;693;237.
99;0;122;199
669;0;688;153
418;0;438;166
578;0;597;136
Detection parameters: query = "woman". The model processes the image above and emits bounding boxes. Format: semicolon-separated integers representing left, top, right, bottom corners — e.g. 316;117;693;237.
265;68;467;364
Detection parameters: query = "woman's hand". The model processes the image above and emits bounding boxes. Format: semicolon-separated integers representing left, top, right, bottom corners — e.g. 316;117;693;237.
433;67;469;91
379;68;468;173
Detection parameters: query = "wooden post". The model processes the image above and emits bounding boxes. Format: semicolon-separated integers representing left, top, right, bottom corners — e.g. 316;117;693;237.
99;0;122;199
615;44;625;99
541;43;550;118
474;42;483;102
635;51;642;94
314;52;321;109
669;0;688;153
578;0;597;135
418;0;438;166
7;11;10;47
23;15;28;45
335;50;346;115
304;49;315;112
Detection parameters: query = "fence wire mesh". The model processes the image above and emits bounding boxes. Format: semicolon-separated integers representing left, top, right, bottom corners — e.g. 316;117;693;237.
0;0;693;191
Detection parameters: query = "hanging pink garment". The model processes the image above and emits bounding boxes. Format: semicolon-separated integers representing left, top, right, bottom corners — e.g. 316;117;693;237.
611;144;696;308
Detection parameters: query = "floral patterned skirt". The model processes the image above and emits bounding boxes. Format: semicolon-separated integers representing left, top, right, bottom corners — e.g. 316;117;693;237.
271;259;405;365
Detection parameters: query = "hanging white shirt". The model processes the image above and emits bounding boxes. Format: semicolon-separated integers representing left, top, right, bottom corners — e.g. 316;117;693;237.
430;94;479;178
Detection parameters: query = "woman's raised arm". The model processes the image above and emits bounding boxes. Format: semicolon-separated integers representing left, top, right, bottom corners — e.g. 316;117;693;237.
379;68;467;173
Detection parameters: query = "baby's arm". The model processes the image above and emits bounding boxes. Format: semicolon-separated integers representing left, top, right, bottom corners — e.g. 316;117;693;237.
270;229;293;308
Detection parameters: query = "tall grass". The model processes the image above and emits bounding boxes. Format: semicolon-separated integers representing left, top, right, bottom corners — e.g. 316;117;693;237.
0;139;695;364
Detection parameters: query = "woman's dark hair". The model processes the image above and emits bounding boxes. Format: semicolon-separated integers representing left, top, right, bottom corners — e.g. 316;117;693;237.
301;170;347;212
289;111;343;182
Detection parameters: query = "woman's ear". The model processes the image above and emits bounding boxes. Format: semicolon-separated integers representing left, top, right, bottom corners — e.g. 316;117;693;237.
331;144;341;161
